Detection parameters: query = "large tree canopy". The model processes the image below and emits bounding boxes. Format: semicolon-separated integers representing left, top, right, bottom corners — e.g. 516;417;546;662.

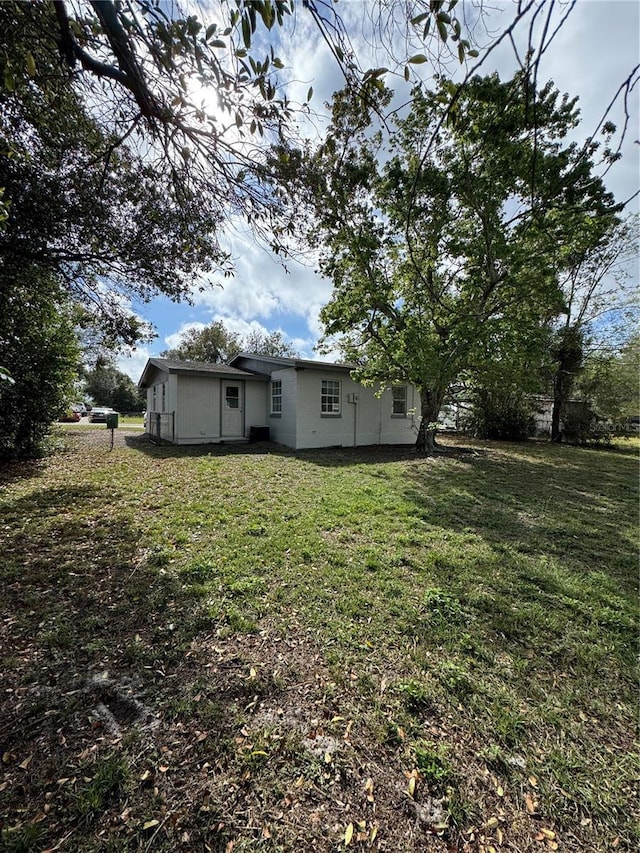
161;322;296;363
0;2;238;342
294;73;621;451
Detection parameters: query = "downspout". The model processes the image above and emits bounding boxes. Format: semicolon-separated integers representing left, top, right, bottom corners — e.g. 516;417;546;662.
348;393;358;446
353;396;357;447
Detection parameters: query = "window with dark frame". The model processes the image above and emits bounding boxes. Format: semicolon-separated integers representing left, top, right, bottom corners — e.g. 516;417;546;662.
271;380;282;414
321;379;341;414
392;385;407;415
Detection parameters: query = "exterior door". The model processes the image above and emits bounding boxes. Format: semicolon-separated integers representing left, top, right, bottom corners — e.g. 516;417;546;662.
221;381;244;436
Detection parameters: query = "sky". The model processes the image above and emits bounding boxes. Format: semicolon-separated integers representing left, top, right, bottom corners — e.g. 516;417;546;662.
117;0;640;381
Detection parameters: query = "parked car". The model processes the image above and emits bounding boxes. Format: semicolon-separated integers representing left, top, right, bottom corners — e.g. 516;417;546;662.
59;409;80;422
89;407;117;423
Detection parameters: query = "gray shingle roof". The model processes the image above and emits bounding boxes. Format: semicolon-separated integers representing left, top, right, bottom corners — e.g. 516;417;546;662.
149;358;254;376
138;357;259;388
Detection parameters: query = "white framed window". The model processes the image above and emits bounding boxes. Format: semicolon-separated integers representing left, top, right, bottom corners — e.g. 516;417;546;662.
161;382;166;411
271;380;282;414
225;385;240;408
152;385;157;410
321;379;341;415
392;385;407;416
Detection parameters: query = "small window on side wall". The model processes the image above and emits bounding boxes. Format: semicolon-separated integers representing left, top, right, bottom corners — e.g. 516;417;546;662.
271;380;282;414
392;385;407;416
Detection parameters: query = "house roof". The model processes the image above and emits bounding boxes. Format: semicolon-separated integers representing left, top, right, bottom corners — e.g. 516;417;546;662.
138;357;259;388
139;354;359;389
229;352;357;373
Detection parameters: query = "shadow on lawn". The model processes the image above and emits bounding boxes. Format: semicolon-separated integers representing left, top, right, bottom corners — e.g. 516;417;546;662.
123;431;293;459
0;483;208;750
122;431;473;465
401;445;638;595
123;429;637;468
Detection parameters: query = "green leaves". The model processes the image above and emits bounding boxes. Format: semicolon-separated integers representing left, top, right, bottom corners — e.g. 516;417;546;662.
303;71;618;453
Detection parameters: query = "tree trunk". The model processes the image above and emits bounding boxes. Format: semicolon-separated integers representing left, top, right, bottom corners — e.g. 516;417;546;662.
550;326;583;443
551;380;563;442
416;388;445;453
551;357;576;442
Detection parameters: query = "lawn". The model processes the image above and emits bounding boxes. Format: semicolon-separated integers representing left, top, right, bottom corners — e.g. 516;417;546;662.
0;430;637;852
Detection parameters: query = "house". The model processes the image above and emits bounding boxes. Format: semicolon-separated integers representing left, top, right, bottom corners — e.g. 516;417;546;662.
137;354;420;449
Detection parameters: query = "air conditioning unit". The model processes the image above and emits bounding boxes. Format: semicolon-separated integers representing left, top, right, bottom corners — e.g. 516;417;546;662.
348;392;359;404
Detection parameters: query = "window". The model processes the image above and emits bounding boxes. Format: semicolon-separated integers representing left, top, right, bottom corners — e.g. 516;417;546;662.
161;382;166;411
152;385;156;410
271;380;282;414
392;385;407;416
225;385;239;408
321;379;341;415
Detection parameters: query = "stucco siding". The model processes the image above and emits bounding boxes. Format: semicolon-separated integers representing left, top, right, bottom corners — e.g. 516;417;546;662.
267;367;298;447
176;375;220;442
294;372;417;449
294;369;353;449
243;381;269;437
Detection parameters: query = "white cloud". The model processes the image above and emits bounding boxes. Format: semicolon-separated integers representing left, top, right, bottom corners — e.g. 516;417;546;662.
191;242;334;332
117;345;154;383
163;321;208;351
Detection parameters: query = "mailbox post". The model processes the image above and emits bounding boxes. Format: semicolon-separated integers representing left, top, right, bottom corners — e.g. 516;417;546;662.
106;412;118;450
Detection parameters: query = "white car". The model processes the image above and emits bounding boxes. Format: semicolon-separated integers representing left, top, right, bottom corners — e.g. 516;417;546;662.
89;407;117;423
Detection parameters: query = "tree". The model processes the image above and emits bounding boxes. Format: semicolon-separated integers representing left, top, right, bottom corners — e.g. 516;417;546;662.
0;2;228;343
82;359;145;412
161;322;296;363
0;270;79;460
547;214;638;441
296;74;619;451
243;329;297;358
161;322;243;364
578;333;640;425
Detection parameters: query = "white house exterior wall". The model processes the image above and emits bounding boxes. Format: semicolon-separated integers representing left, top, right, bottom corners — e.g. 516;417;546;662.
378;384;418;445
139;356;420;449
267;367;298;447
243;381;269;438
291;370;417;449
145;368;175;442
175;375;220;443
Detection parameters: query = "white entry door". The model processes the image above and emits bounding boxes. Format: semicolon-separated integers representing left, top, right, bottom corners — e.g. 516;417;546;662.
221;381;244;436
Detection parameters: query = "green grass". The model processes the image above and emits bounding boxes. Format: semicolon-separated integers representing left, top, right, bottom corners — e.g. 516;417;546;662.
0;433;637;851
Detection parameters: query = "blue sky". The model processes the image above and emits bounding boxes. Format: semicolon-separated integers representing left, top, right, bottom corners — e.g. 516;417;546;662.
118;0;640;381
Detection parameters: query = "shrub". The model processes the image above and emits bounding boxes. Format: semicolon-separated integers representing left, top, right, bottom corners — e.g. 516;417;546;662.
469;388;535;441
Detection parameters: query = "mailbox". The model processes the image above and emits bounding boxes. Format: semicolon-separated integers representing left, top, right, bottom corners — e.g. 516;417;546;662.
106;413;119;429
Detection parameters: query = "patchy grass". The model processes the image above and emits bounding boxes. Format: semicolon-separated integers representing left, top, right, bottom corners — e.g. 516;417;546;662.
0;429;637;852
